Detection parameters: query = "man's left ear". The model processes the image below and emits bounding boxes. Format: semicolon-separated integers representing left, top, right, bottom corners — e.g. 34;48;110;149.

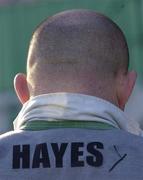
14;73;30;104
116;70;137;110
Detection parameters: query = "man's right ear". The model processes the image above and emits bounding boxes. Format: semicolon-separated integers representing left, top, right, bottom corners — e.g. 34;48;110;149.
116;70;137;110
14;73;30;104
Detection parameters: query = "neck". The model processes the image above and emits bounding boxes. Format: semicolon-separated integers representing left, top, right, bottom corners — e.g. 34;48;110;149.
28;83;118;108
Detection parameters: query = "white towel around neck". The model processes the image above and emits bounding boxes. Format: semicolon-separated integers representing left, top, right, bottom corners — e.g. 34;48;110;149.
13;93;142;136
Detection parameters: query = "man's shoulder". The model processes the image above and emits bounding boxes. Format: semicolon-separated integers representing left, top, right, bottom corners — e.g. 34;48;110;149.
0;130;29;144
0;130;21;138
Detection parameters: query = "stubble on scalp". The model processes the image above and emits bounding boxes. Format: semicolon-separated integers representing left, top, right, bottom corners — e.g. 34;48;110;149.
26;9;129;95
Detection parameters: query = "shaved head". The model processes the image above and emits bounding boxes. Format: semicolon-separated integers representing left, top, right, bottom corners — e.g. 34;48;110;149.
26;9;130;103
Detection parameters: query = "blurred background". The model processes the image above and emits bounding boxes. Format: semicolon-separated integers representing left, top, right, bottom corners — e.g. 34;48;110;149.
0;0;143;134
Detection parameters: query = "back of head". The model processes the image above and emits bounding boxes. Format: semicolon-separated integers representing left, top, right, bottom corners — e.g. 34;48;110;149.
26;9;130;105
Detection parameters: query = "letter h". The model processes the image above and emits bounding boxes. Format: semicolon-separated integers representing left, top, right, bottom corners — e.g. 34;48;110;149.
13;145;30;169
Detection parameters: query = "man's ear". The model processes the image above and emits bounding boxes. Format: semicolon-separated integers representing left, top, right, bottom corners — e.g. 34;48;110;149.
116;70;137;110
14;73;30;104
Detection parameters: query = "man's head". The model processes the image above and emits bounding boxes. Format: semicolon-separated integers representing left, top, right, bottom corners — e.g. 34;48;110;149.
14;9;137;110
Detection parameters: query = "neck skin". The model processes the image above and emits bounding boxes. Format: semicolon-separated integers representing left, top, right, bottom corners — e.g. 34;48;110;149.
27;69;119;108
14;68;137;112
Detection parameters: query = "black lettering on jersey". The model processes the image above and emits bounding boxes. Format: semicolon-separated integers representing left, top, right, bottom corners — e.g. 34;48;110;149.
12;141;104;169
86;142;104;167
32;143;50;168
51;143;68;168
13;145;30;169
71;142;84;167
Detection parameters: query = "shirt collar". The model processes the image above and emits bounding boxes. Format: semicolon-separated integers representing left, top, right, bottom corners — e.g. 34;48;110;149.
13;93;141;135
